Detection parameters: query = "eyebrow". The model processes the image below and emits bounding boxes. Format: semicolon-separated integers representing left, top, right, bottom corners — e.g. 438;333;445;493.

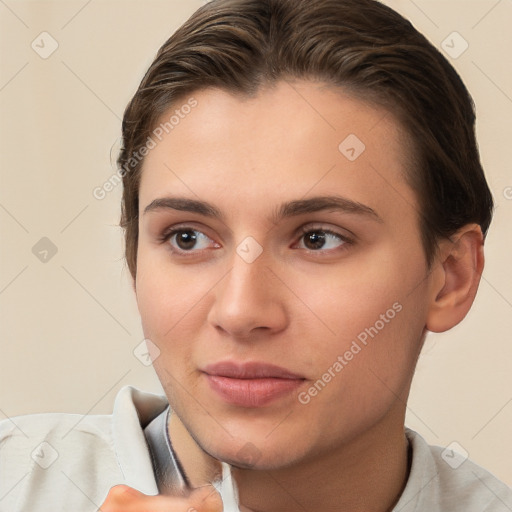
143;195;382;223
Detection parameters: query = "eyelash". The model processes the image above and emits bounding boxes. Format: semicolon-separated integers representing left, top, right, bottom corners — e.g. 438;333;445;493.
159;225;353;257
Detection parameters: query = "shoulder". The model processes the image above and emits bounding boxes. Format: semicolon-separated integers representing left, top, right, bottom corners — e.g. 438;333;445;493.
398;428;512;512
427;439;512;511
0;402;116;511
0;386;168;511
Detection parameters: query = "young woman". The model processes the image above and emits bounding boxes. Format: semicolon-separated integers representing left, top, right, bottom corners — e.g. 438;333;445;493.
1;0;510;511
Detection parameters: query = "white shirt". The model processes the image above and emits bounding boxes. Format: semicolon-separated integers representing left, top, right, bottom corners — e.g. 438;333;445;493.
1;386;511;511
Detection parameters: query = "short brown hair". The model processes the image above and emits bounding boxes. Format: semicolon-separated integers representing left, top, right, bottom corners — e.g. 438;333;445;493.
119;0;493;279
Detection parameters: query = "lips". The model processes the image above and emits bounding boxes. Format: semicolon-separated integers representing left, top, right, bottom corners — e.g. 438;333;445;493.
202;361;305;407
203;361;304;379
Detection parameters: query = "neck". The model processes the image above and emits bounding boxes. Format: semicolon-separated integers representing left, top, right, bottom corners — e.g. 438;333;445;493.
170;411;410;512
169;411;223;487
235;419;410;512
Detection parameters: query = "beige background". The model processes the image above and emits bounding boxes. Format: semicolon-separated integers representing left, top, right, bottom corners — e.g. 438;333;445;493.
0;0;511;487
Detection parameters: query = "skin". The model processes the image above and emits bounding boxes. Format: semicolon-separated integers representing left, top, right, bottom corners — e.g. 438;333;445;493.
100;484;223;511
102;80;484;511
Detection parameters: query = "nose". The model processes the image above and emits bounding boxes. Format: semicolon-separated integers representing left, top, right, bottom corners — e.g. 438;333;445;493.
207;253;288;340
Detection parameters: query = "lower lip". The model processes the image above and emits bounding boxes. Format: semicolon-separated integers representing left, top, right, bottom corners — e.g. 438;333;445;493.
205;374;304;407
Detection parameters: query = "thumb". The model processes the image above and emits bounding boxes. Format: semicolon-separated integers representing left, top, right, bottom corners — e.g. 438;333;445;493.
188;484;224;512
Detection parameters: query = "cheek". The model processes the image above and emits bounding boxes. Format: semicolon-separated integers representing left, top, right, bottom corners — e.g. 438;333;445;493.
301;296;426;442
135;260;206;397
135;246;215;339
291;243;428;394
291;250;420;348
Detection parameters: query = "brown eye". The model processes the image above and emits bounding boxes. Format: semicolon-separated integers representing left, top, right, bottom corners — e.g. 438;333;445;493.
303;232;327;250
174;230;198;250
166;228;218;252
297;229;347;251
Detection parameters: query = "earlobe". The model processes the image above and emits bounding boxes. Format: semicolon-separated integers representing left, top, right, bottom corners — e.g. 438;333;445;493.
426;224;485;333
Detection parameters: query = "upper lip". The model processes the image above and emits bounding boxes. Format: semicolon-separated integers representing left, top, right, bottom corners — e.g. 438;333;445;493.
202;361;304;379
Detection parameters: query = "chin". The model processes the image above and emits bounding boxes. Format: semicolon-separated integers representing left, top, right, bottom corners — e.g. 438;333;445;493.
196;431;312;472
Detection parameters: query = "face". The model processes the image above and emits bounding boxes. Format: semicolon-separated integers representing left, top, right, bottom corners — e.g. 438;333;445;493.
135;81;434;470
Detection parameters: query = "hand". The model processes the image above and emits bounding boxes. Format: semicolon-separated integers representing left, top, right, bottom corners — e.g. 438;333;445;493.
99;484;224;512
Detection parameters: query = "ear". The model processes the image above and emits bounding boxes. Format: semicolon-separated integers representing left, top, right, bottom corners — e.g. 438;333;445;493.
426;224;485;333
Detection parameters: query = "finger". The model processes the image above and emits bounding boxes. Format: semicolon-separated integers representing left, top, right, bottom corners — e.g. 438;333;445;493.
188;484;224;512
99;484;224;512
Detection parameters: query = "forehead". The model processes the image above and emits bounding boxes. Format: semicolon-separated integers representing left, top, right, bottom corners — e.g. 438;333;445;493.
139;80;419;226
